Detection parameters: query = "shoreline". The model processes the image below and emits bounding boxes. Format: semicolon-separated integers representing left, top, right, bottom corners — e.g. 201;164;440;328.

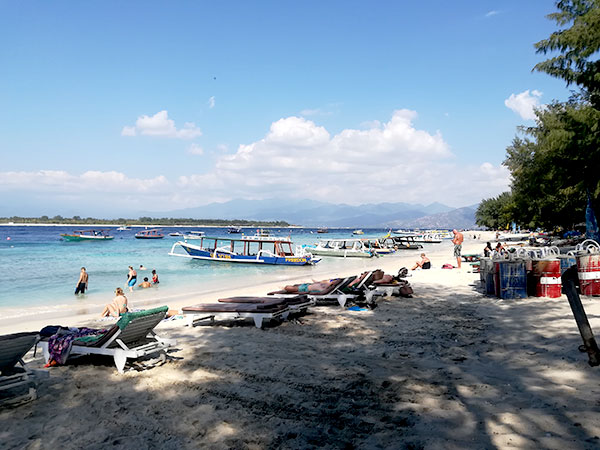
0;235;482;334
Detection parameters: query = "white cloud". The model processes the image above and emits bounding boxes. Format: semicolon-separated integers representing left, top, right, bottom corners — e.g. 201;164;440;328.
216;144;228;153
187;143;204;155
121;110;202;139
2;111;510;213
504;90;544;121
208;96;215;109
0;170;168;193
175;110;509;206
485;10;499;18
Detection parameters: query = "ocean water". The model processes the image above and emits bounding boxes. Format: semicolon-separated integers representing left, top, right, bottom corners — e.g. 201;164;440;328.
0;225;405;318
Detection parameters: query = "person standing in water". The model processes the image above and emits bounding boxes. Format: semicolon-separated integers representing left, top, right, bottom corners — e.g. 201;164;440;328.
75;267;88;295
151;269;159;284
126;266;137;292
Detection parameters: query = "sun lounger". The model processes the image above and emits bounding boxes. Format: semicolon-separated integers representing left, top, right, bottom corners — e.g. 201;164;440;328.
38;306;176;374
268;274;381;307
0;332;39;407
218;295;312;315
182;302;289;329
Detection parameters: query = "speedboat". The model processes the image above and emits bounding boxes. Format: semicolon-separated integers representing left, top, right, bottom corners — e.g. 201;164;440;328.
135;229;164;239
169;235;319;265
352;229;364;235
183;231;205;240
61;229;114;241
307;239;374;258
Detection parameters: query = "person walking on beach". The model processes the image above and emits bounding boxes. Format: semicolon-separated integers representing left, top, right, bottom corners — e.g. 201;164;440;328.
452;229;464;269
74;267;88;294
100;287;128;317
151;269;159;284
126;266;137;292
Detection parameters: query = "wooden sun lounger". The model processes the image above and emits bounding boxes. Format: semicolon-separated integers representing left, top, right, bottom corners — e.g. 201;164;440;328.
182;303;289;329
218;295;312;314
268;274;381;307
0;332;39;407
39;306;176;374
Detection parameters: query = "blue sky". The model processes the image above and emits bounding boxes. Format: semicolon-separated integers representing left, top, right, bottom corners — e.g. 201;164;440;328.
0;1;571;217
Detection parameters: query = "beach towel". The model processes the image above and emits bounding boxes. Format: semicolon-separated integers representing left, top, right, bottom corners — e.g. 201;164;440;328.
442;264;454;269
45;327;106;366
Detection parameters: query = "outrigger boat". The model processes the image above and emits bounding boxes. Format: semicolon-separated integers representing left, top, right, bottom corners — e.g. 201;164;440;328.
169;235;319;265
61;229;114;241
134;229;164;239
379;236;424;250
307;239;375;258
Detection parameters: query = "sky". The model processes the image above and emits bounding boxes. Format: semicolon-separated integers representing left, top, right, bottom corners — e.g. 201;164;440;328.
0;1;572;217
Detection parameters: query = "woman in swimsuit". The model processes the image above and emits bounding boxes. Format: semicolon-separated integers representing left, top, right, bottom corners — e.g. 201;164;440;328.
100;287;129;317
127;266;137;292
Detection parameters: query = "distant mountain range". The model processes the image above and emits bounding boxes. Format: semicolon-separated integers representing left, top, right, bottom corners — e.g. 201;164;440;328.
143;199;479;229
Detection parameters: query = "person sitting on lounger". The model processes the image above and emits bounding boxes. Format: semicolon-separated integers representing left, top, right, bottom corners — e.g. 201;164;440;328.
411;253;431;270
100;287;129;317
283;279;338;294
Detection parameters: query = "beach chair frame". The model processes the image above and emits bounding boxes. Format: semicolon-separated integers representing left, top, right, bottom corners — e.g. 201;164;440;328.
183;306;289;329
39;309;176;374
267;276;374;307
0;332;39;407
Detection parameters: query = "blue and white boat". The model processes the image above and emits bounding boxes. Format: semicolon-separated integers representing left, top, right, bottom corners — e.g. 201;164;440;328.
169;235;319;265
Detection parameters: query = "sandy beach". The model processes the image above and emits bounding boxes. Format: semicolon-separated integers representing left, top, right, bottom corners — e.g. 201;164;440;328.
2;233;600;449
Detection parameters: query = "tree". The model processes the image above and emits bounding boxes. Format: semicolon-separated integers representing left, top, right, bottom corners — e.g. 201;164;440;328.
534;0;600;108
504;101;600;229
476;192;515;229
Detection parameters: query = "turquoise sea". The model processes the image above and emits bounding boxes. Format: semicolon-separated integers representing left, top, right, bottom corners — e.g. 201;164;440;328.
0;225;406;319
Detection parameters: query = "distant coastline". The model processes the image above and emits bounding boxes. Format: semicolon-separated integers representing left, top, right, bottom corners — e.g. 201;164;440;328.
0;216;291;227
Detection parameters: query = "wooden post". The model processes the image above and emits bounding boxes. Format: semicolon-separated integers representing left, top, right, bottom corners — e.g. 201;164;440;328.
562;266;600;366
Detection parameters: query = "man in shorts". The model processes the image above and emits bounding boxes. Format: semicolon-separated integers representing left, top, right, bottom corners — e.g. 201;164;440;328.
452;229;464;268
75;267;88;294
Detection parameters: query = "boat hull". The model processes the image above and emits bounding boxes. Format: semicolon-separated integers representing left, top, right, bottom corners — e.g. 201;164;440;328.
309;248;373;258
61;234;114;241
135;235;164;239
171;242;317;265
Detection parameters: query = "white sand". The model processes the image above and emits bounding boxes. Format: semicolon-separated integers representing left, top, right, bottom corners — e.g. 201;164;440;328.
2;232;600;449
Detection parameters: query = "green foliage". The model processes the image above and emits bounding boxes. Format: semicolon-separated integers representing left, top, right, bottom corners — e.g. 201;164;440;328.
534;0;600;107
476;192;515;229
504;101;600;229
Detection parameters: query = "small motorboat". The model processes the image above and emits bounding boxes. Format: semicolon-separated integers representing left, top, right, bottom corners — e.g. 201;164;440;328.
352;229;364;235
116;225;131;231
61;229;114;241
135;229;164;239
169;232;184;237
228;226;242;234
317;228;329;234
183;231;205;240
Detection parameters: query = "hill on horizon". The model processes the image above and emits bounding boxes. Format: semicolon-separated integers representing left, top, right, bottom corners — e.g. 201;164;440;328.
141;198;478;229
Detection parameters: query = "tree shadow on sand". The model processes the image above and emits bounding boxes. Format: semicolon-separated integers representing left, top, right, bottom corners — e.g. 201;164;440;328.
2;285;600;449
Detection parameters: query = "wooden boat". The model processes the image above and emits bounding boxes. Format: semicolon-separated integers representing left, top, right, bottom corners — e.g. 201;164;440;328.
134;229;164;239
61;229;114;241
379;236;424;250
169;235;318;265
307;239;374;258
